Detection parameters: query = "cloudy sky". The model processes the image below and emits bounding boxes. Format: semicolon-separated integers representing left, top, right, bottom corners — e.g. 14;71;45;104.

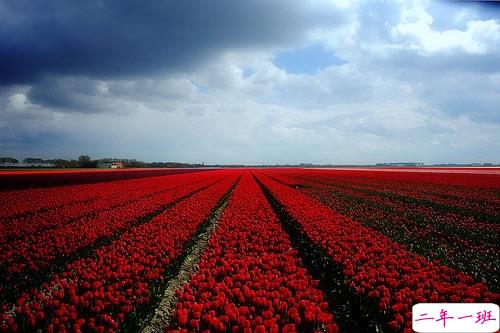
1;0;499;164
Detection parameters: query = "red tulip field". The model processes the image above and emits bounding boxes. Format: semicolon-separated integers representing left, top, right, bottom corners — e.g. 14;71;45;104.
0;168;498;332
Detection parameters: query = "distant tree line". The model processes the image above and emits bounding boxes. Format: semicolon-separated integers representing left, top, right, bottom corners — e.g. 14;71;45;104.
0;155;206;168
0;157;18;163
149;161;204;168
0;155;97;168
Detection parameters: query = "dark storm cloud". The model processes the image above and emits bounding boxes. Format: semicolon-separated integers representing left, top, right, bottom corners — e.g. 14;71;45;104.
26;77;105;112
0;0;342;85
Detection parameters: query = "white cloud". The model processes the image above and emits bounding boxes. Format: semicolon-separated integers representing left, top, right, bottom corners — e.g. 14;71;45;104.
396;5;500;54
8;93;29;110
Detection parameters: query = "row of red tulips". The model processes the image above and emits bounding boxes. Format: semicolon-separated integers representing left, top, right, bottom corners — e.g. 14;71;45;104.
268;168;500;219
262;170;499;290
0;172;211;243
255;171;499;332
0;172;227;302
280;171;500;222
167;172;339;333
0;172;239;332
288;168;500;188
0;168;206;191
301;180;496;242
299;183;498;292
1;181;104;220
0;172;228;312
0;170;208;219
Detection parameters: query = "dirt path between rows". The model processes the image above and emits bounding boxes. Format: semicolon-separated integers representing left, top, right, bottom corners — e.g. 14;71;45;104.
141;179;238;333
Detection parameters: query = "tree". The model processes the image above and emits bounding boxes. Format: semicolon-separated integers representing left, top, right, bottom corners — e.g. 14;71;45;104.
78;155;97;168
0;157;18;164
78;155;91;164
23;157;44;164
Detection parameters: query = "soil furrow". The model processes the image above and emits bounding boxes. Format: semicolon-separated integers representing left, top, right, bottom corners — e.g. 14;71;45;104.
139;176;241;333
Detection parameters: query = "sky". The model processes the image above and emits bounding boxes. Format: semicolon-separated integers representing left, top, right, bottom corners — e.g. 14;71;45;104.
0;0;499;165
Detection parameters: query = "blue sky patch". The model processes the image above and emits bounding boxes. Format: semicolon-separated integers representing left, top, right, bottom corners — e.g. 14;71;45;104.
273;44;347;74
